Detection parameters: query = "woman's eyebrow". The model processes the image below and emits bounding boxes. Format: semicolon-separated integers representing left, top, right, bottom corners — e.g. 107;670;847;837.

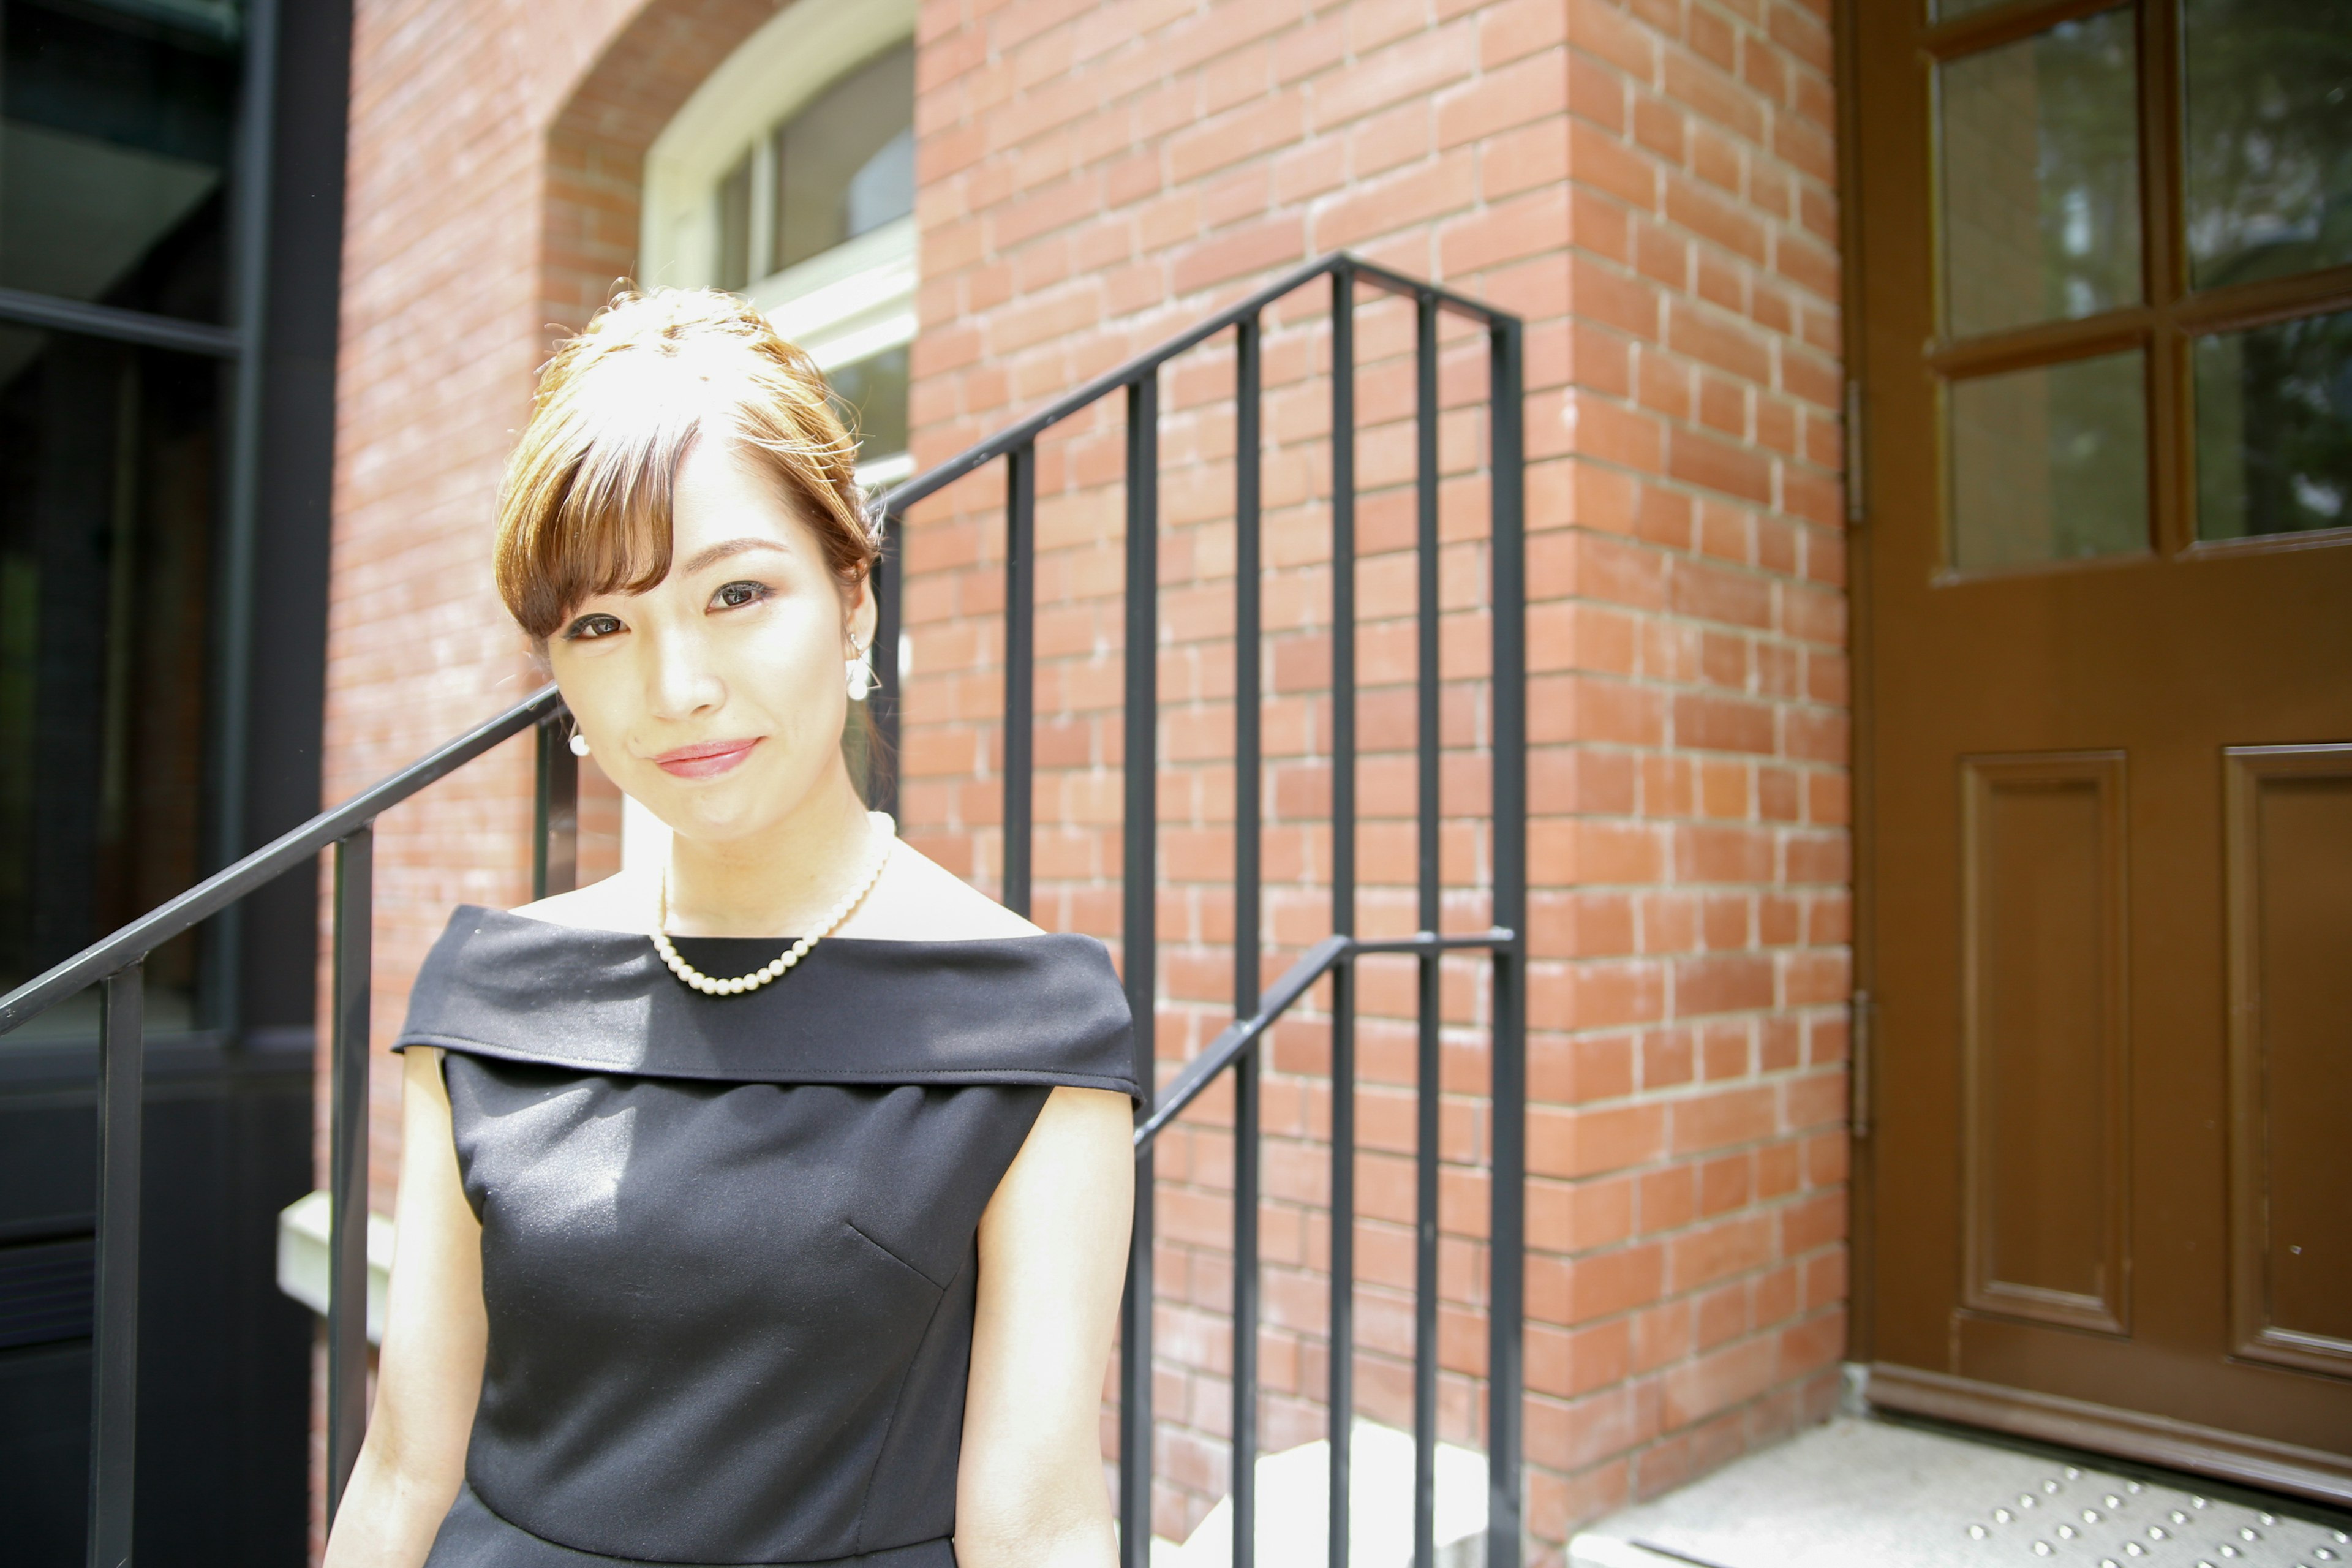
677;537;791;575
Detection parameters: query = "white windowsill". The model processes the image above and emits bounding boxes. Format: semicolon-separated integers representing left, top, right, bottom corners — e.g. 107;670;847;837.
275;1189;392;1346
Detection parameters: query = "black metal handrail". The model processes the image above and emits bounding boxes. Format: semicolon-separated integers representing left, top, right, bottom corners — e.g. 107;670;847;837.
0;681;581;1566
868;251;1528;1568
0;249;1523;1568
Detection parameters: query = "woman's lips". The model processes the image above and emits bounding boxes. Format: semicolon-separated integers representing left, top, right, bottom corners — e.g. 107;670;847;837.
650;737;760;778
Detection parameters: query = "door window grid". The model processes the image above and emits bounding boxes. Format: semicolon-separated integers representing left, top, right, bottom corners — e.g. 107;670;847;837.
1921;0;2352;567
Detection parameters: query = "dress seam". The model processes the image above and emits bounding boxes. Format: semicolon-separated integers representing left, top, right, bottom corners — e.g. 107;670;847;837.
845;1218;954;1292
849;1257;965;1556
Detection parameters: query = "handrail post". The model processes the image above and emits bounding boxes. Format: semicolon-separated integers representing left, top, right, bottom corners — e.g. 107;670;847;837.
1412;290;1446;1568
1118;371;1160;1568
328;826;374;1518
87;963;144;1568
1231;312;1263;1568
1485;313;1529;1568
1004;443;1036;918
1327;260;1359;1568
533;711;578;902
871;510;903;821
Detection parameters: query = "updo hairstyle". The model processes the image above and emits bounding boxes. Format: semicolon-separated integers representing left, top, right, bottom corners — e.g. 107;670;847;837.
492;287;880;642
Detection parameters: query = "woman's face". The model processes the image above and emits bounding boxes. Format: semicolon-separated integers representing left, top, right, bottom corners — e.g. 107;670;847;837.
546;437;872;846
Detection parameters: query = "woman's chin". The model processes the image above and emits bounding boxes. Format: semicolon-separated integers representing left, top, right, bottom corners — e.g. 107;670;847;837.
650;784;807;848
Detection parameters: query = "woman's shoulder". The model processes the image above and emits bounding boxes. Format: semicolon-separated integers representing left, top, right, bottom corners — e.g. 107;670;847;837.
842;840;1046;942
507;871;649;933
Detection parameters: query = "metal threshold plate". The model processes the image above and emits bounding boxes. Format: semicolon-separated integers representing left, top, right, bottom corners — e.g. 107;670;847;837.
1568;1418;2350;1568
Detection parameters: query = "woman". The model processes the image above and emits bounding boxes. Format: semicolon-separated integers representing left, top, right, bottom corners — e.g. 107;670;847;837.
324;290;1137;1568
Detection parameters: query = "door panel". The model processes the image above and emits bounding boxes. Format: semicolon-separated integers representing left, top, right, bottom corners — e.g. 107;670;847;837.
2225;747;2352;1378
1853;0;2352;1496
1961;754;2128;1336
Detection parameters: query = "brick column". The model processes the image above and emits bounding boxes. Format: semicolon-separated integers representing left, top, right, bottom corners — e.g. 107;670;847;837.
906;0;1846;1556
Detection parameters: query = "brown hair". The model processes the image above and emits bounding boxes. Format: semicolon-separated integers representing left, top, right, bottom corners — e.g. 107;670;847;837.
493;287;880;641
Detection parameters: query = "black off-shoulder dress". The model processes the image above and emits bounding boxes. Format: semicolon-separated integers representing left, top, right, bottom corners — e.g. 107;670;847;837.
390;905;1138;1568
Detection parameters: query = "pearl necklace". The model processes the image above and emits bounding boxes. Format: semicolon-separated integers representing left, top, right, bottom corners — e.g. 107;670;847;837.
653;811;896;996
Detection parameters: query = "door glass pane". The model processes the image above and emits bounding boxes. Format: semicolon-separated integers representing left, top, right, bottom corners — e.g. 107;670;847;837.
2195;310;2352;540
1934;0;2016;18
1939;9;2142;339
1949;350;2149;570
0;325;217;1037
771;43;914;276
2182;0;2352;290
0;0;244;322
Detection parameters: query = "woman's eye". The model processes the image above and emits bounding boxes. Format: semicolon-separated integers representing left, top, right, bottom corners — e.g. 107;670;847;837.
564;612;624;641
712;580;768;610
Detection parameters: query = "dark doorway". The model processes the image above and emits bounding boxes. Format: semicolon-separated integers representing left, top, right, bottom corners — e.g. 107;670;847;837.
0;0;352;1558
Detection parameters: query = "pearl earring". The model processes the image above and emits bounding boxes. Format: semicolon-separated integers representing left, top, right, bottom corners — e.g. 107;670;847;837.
568;731;591;758
845;641;875;703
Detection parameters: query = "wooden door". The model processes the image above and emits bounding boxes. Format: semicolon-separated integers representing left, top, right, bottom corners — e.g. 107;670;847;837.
1849;0;2352;1499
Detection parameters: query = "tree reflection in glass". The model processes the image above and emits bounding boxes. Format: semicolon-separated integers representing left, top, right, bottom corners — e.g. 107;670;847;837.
1939;9;2142;340
2196;311;2352;540
2183;0;2352;290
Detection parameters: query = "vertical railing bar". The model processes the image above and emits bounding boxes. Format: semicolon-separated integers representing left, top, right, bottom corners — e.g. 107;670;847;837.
1327;262;1358;1568
532;710;578;902
1231;313;1263;1568
870;508;903;821
533;718;552;902
1004;443;1037;918
327;826;374;1519
1118;372;1160;1568
87;962;143;1568
1485;317;1529;1568
1412;289;1442;1568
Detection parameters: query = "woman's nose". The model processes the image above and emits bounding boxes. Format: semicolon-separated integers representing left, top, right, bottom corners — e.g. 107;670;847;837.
644;630;723;720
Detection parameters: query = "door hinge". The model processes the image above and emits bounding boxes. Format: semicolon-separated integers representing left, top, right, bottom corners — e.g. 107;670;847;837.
1850;989;1874;1140
1844;379;1866;526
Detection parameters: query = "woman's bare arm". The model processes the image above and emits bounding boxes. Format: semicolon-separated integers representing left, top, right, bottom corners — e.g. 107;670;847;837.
321;1047;487;1568
956;1085;1134;1568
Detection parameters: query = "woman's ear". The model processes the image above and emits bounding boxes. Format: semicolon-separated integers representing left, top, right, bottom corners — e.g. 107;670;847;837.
844;568;878;654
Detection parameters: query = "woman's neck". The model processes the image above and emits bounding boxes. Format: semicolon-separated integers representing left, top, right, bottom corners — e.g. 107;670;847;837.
660;771;881;938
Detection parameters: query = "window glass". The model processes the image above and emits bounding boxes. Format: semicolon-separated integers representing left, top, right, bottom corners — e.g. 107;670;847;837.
1934;0;2015;18
715;152;754;294
828;344;909;470
771;43;914;275
2195;310;2352;540
0;325;217;1033
1938;9;2141;339
1948;350;2149;570
2182;0;2352;290
0;0;243;322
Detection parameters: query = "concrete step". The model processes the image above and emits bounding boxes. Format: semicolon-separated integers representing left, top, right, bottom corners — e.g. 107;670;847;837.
1567;1416;2350;1568
1154;1419;1489;1568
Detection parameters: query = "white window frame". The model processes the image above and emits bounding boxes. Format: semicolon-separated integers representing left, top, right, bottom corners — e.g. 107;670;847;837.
640;0;917;489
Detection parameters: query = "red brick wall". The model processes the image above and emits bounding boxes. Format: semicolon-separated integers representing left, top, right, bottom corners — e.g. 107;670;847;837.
324;0;1847;1559
902;0;1848;1555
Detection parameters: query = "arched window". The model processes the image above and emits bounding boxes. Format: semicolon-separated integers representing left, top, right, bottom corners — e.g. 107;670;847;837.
641;0;917;489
